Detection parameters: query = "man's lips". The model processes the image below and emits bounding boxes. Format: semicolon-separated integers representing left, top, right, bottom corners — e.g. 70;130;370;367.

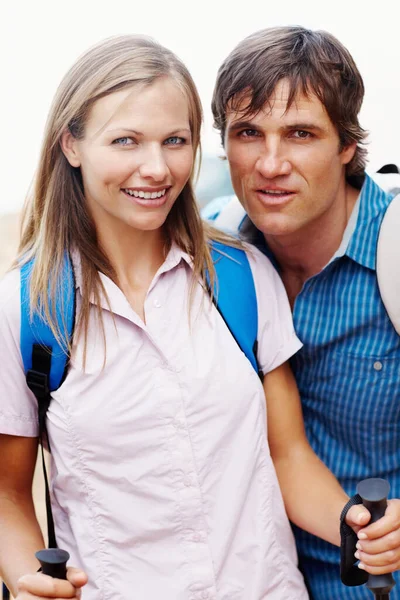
255;187;296;206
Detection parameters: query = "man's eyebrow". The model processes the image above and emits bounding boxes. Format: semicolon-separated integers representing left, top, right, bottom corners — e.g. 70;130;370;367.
226;120;260;132
282;123;326;134
226;120;327;134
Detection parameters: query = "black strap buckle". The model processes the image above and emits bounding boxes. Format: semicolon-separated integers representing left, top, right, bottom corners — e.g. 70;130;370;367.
26;369;50;400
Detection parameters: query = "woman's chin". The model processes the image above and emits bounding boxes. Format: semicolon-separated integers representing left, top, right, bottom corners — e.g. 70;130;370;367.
123;213;169;233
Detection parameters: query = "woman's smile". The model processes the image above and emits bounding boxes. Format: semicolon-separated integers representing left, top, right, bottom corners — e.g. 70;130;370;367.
121;186;171;208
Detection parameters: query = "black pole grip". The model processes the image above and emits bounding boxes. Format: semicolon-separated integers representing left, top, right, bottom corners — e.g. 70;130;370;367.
35;549;70;580
357;478;396;597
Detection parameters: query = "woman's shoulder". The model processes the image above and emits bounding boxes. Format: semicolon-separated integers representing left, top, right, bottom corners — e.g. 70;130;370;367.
0;267;21;323
0;267;21;300
241;244;301;374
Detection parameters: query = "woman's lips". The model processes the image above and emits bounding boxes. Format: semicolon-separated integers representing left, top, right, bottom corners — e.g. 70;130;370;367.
121;187;171;208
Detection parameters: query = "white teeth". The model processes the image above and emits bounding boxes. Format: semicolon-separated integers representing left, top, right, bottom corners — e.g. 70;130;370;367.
123;188;167;198
262;190;288;194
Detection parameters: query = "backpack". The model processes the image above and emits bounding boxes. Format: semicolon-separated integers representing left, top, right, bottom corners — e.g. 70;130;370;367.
19;242;260;549
204;168;400;336
376;192;400;334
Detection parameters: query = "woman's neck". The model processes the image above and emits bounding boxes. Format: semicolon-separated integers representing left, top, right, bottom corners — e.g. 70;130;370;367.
97;220;167;294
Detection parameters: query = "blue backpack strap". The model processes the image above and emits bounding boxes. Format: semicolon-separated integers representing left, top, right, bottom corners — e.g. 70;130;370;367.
20;252;75;551
208;242;260;375
20;252;75;395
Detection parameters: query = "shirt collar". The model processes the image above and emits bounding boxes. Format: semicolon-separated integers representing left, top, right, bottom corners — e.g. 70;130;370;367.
344;174;392;270
239;173;392;272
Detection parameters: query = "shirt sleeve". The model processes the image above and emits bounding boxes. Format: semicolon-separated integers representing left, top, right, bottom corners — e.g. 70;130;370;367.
245;244;302;374
0;269;39;437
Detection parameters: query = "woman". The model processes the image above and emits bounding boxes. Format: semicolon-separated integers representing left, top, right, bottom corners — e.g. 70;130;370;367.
0;35;398;600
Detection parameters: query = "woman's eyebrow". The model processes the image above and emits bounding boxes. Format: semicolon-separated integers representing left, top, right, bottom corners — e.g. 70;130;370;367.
104;127;192;136
106;128;143;136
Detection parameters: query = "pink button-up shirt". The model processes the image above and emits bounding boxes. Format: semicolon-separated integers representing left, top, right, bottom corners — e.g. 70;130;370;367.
0;244;308;599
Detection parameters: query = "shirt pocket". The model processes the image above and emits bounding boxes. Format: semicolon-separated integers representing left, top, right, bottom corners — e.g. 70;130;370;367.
332;351;400;426
299;350;400;445
295;349;400;478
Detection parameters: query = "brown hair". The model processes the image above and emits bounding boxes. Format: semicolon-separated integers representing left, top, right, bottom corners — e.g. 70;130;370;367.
212;26;368;176
16;35;236;358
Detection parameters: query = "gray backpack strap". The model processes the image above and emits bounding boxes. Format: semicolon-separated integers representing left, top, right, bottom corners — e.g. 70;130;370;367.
377;193;400;335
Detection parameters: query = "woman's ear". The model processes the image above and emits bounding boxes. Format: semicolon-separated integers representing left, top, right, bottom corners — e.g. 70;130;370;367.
60;129;81;167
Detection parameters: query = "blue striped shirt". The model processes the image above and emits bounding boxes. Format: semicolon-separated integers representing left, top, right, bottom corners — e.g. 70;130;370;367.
206;175;400;599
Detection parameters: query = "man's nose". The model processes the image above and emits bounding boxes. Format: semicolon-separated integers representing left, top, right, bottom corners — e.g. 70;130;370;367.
138;145;169;182
255;142;292;179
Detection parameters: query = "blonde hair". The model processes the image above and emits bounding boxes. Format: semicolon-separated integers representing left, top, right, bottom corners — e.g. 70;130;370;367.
16;34;237;356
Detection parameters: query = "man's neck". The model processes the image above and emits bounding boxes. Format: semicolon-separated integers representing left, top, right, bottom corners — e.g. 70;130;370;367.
265;181;360;306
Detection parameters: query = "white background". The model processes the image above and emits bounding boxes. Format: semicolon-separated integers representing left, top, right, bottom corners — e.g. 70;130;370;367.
0;0;399;214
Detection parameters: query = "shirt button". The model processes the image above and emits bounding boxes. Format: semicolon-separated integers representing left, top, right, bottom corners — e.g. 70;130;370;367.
154;299;161;308
184;476;192;487
373;361;383;371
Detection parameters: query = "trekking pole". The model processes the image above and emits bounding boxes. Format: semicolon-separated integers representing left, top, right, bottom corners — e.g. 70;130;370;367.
357;478;396;600
35;548;70;580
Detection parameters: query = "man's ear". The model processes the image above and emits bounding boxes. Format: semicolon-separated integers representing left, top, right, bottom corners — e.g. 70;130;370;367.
60;129;81;167
341;141;357;166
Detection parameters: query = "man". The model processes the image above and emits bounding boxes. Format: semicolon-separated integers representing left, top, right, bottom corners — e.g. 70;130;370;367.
207;26;400;599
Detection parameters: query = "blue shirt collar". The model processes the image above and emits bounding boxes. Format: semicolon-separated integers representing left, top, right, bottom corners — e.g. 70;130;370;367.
345;174;392;271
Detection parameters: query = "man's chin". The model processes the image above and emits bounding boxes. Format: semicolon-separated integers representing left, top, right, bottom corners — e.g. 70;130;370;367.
251;214;298;238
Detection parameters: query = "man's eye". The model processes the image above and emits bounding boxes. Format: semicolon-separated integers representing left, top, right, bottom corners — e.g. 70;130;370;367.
239;129;260;138
164;136;186;146
292;130;312;139
112;137;135;146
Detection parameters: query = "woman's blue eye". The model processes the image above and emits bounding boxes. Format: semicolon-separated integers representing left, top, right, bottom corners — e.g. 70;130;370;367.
112;137;134;146
164;136;185;145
